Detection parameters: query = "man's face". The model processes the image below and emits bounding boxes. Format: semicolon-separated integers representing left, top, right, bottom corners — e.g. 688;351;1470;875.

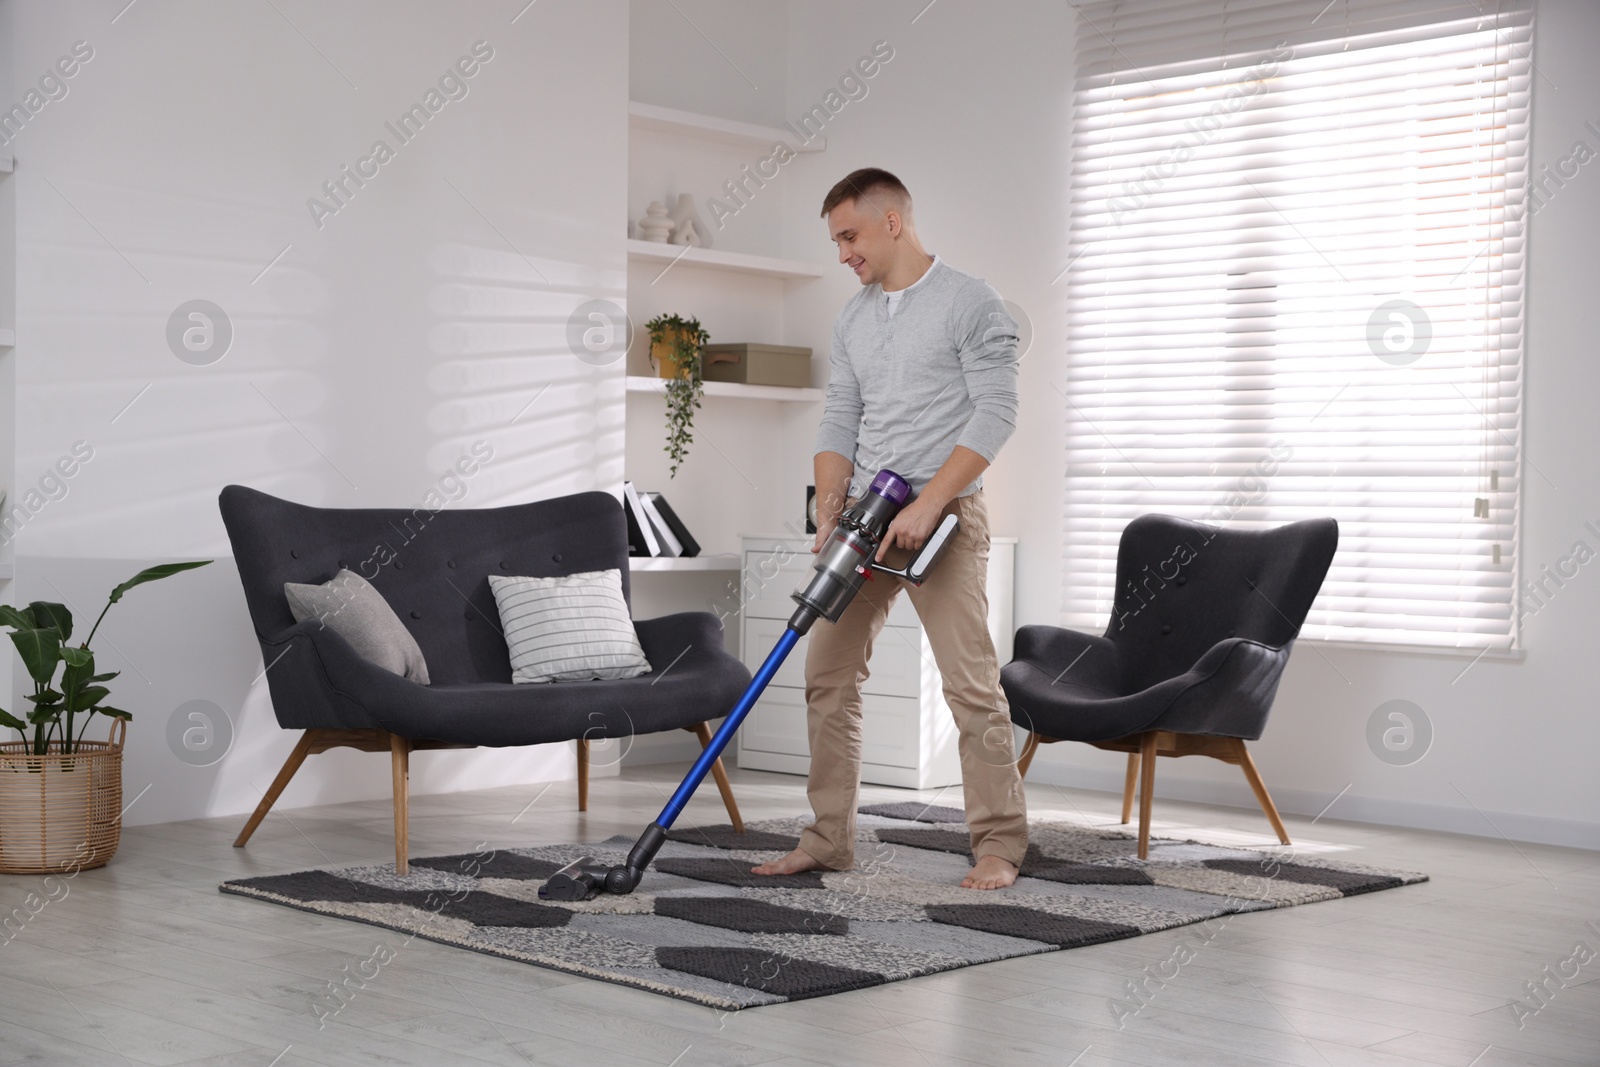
827;197;897;286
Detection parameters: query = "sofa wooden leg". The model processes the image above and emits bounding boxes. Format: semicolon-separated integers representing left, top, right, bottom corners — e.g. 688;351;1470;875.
1234;739;1291;845
1137;733;1158;860
235;730;315;847
689;722;744;833
1016;730;1041;779
1121;752;1139;825
390;734;410;876
576;737;589;813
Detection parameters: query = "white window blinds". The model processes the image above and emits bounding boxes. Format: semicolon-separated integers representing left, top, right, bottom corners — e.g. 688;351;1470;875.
1062;0;1532;650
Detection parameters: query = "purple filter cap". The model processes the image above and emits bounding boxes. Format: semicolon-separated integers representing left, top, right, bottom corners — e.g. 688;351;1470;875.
868;469;911;504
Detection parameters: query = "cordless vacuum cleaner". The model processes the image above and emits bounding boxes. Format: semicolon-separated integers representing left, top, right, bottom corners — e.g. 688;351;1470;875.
539;469;960;901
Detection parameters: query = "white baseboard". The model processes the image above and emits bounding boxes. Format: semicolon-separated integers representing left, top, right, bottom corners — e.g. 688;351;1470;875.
618;730;709;768
618;730;1598;851
1024;763;1600;852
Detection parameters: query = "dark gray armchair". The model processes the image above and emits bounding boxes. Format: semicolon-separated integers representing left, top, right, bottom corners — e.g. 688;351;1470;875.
219;485;753;874
1001;514;1338;857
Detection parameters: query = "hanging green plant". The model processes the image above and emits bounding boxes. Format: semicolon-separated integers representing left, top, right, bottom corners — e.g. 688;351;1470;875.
645;313;710;478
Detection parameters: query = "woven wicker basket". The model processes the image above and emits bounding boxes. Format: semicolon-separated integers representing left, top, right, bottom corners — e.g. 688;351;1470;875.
0;718;124;874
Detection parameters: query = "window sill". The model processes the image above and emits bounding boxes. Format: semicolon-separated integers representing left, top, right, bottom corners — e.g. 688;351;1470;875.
1298;637;1525;662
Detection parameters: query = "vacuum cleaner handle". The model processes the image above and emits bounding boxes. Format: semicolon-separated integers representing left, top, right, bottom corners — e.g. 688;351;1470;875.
868;512;960;586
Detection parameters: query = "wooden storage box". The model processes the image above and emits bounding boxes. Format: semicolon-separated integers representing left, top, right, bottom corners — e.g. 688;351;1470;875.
702;343;812;388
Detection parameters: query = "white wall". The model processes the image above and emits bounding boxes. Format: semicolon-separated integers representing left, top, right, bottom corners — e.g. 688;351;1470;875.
7;0;630;826
628;0;791;129
780;0;1600;849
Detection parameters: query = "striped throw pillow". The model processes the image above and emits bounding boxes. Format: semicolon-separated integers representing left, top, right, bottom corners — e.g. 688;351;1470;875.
488;570;652;683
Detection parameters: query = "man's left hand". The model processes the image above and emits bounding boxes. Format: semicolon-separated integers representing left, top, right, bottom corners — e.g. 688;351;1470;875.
875;495;945;561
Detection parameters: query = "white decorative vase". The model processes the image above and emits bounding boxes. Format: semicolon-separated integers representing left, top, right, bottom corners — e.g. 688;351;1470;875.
638;201;675;243
668;193;712;248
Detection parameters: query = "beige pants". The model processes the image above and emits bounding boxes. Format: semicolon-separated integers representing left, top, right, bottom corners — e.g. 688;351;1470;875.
795;489;1030;869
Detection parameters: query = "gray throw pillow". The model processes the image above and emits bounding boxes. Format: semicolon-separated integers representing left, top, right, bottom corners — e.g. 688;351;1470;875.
284;569;431;685
489;569;651;684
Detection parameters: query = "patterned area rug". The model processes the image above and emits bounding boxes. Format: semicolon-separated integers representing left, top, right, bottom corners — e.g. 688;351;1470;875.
218;803;1427;1009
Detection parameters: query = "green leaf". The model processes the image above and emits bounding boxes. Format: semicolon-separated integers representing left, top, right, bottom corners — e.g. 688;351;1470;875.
10;628;62;685
61;647;94;681
25;688;62;706
28;602;72;643
27;707;61;724
88;671;119;683
107;561;212;606
76;686;111;709
0;708;25;732
96;706;133;721
0;605;36;631
61;663;87;711
61;647;95;704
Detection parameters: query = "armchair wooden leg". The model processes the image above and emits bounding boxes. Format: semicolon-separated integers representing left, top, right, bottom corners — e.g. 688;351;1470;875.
390;733;410;876
1233;739;1291;845
1137;732;1158;860
576;738;589;813
1121;752;1139;825
689;723;744;833
1016;730;1041;779
234;731;315;847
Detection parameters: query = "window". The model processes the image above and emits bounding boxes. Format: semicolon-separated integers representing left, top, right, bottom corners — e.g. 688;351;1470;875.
1062;0;1533;649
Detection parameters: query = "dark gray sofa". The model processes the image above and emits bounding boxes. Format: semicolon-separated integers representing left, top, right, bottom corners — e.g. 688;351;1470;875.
219;484;753;874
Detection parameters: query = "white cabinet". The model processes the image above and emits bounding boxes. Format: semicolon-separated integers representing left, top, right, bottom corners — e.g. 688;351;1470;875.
735;534;1016;789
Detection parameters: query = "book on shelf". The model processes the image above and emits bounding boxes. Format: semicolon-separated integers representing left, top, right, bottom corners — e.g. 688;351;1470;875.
622;481;660;557
621;484;701;558
638;494;683;557
643;492;700;557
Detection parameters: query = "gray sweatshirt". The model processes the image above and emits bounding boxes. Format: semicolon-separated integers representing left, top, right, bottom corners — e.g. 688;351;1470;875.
815;257;1020;499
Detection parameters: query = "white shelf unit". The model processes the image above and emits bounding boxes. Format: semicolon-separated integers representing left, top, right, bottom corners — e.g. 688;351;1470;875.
628;101;825;154
625;375;821;403
735;535;1017;790
626;239;824;280
628;554;740;572
625;99;828;596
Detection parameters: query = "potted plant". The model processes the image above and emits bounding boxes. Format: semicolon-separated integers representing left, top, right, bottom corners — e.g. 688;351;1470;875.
0;560;210;873
645;313;710;478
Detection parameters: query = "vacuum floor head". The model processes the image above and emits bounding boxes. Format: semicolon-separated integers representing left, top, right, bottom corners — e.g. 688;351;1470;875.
537;826;658;900
537;857;609;901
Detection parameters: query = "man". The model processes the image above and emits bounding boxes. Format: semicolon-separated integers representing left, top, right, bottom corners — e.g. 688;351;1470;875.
752;167;1028;890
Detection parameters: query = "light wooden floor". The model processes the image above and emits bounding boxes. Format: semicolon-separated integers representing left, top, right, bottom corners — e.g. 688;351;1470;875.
0;764;1595;1067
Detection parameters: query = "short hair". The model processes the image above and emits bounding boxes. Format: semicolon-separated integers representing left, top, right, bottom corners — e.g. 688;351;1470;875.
820;167;911;218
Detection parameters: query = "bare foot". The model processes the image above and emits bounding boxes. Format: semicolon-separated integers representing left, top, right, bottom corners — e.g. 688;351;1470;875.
750;847;830;876
961;854;1019;890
